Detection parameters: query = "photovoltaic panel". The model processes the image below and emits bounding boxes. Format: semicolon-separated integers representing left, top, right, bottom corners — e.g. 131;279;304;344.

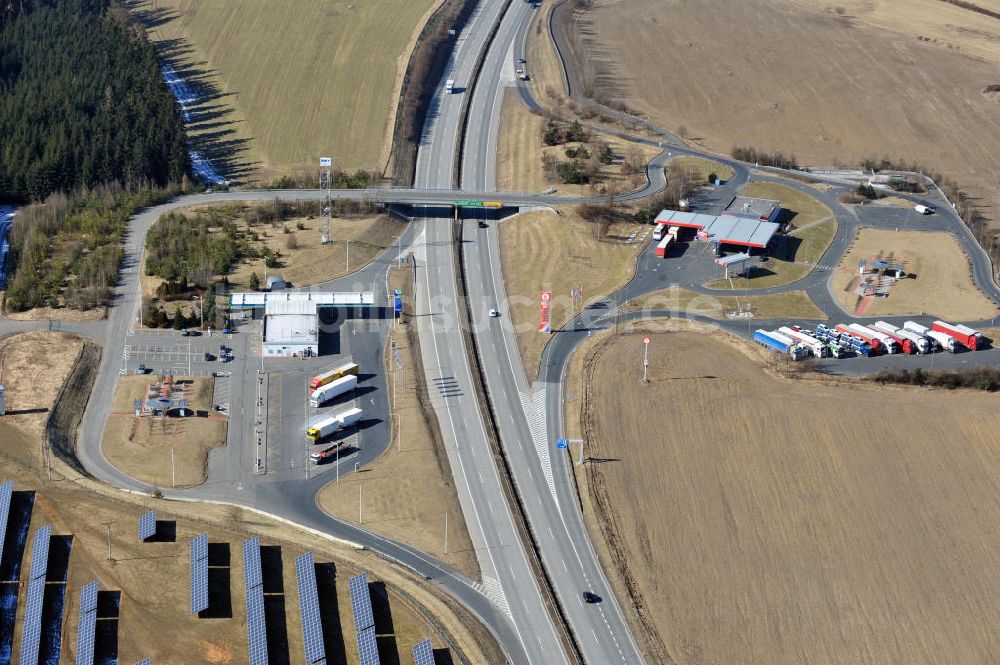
413;640;434;665
243;536;262;588
295;553;326;665
137;509;156;542
28;523;51;580
76;581;99;665
190;534;209;614
244;536;268;665
20;525;51;665
0;480;12;567
133;660;151;665
356;626;380;665
348;573;374;631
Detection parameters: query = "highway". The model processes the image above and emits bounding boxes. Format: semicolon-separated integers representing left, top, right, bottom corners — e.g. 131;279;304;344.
457;1;647;663
409;0;570;663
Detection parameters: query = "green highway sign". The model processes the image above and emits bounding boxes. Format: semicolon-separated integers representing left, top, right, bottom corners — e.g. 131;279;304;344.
454;200;484;207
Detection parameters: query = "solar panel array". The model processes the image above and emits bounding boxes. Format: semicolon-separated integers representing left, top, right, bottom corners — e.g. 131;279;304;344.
133;660;151;665
137;509;156;542
19;524;52;665
244;536;268;665
295;553;327;665
348;572;380;665
413;640;434;665
75;581;99;665
190;534;209;614
0;480;12;566
356;625;380;665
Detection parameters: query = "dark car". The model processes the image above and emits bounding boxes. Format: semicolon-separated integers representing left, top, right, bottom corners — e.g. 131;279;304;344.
582;592;601;604
204;352;214;362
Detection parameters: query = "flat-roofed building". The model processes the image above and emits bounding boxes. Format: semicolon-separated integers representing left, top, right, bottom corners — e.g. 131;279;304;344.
724;196;781;223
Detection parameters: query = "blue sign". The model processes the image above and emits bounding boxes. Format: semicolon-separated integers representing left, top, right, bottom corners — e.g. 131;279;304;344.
556;438;568;449
393;289;403;314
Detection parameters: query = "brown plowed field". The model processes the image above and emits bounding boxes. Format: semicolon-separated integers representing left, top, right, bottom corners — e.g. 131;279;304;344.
580;329;1000;664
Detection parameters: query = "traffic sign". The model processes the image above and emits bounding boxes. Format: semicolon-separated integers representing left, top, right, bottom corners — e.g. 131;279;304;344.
643;336;650;345
556;438;568;449
483;201;503;208
319;157;332;167
540;292;552;303
454;200;484;207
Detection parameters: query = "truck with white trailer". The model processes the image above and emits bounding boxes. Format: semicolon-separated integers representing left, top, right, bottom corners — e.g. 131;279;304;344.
306;407;364;443
309;374;358;408
903;321;939;351
926;330;957;353
932;320;981;351
779;327;829;358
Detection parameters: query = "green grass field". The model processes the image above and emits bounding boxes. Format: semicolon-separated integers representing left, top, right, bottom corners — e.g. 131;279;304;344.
136;0;438;181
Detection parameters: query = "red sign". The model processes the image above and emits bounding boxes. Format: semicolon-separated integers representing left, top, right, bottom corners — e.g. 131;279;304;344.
643;337;650;345
539;291;553;333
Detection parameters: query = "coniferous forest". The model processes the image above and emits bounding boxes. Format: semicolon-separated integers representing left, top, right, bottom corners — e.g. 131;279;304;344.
0;0;191;311
0;0;189;200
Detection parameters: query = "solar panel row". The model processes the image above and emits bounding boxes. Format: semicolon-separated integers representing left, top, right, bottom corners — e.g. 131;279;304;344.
295;553;327;665
137;509;156;542
348;573;374;631
190;534;209;615
0;480;12;568
76;581;99;665
133;659;151;665
356;626;381;665
20;525;52;665
413;639;434;665
28;523;51;580
244;537;268;665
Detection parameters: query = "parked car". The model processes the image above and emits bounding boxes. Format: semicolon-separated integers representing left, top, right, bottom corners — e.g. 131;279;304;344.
137;363;147;374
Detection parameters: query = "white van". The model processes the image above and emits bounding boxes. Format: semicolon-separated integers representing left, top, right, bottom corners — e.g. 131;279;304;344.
445;79;455;94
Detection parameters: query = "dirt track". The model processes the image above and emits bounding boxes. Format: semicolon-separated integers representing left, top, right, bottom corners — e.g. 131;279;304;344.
580;330;1000;665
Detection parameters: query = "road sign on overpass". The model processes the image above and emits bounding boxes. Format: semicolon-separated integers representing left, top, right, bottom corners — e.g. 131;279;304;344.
454;200;503;208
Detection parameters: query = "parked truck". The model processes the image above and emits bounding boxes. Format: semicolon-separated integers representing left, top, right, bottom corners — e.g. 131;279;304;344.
864;328;901;354
926;330;958;353
309;440;350;464
836;324;882;354
753;330;809;359
932;320;981;351
653;223;667;241
309;374;358;408
895;328;930;354
309;362;359;390
655;235;674;258
515;68;528;81
305;407;364;443
902;321;938;350
780;326;829;358
871;321;919;354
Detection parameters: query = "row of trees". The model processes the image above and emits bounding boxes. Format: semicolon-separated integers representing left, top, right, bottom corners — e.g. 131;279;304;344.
0;0;189;202
870;366;1000;392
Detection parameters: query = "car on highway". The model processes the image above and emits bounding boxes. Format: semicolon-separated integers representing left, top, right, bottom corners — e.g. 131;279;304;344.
489;308;500;318
582;591;601;604
136;363;147;374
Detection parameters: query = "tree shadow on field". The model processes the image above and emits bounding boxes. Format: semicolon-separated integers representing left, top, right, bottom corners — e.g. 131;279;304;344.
124;0;180;30
143;27;259;184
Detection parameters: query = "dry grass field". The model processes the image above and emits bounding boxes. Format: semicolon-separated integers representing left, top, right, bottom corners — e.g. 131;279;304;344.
498;209;645;379
667;156;735;184
629;286;826;320
578;329;1000;665
317;265;479;580
496;90;657;195
584;0;1000;227
102;376;226;488
706;181;837;289
0;330;502;665
133;0;439;180
830;228;1000;319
